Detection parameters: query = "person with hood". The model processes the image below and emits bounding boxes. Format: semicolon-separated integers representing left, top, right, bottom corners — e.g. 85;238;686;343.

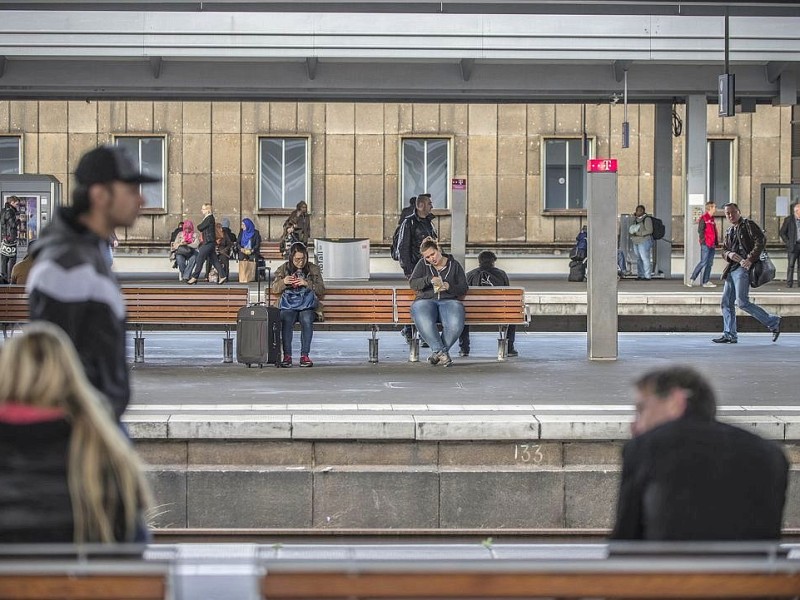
409;237;468;367
1;195;20;281
171;219;200;281
215;217;236;281
186;203;227;285
280;216;302;260
0;322;152;543
457;250;518;358
237;217;262;282
26;144;158;420
272;242;326;368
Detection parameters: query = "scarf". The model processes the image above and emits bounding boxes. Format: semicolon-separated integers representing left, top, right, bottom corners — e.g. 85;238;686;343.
240;218;256;249
182;220;195;244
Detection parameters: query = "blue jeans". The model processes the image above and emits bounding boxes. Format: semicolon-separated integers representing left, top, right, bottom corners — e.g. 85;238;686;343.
175;252;197;279
633;237;653;279
691;244;715;284
411;299;465;354
721;267;780;340
280;308;316;356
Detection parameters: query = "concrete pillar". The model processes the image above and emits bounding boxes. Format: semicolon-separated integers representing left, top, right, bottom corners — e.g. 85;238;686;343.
450;179;467;267
587;169;618;360
684;95;708;285
654;102;673;278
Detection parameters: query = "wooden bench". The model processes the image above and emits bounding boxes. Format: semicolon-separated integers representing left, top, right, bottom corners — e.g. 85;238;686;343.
395;287;528;361
124;286;249;363
0;285;248;364
260;241;285;262
318;287;398;363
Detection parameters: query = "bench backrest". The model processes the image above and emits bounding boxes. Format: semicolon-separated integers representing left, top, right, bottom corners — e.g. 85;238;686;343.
0;572;167;600
123;286;249;325
0;285;28;324
261;241;285;261
321;288;396;324
395;287;527;325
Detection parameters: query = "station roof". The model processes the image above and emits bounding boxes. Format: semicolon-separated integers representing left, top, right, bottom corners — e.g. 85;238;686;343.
0;1;798;102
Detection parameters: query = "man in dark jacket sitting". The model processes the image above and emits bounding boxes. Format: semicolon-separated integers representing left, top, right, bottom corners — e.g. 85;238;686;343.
611;365;788;541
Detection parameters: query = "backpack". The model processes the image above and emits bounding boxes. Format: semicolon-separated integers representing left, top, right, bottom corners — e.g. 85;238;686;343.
477;269;505;287
649;215;666;240
390;222;403;261
568;259;586;282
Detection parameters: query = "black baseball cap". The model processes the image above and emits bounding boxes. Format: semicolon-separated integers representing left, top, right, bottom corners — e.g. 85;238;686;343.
75;145;161;187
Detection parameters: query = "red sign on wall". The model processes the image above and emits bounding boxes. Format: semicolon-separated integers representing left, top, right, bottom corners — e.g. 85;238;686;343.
586;159;618;173
452;178;467;191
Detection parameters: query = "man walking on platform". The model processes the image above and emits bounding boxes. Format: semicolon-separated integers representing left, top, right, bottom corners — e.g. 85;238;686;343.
713;202;780;344
612;366;788;540
27;145;158;420
779;202;800;288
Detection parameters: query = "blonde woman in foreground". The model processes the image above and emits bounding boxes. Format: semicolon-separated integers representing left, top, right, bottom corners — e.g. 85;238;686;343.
0;322;152;543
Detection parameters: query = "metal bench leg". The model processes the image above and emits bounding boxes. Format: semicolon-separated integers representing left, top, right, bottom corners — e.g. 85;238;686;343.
134;328;145;364
409;326;420;362
497;325;509;361
369;325;380;364
223;327;233;363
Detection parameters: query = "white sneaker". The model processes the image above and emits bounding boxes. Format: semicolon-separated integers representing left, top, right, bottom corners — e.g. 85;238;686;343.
685;279;696;288
702;282;717;288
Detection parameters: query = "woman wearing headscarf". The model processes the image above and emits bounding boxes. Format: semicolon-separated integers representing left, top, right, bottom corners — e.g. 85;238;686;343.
171;219;200;281
237;217;262;282
0;322;152;543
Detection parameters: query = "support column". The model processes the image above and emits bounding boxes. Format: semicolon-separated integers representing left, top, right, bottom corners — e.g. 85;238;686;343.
587;167;618;360
684;96;708;285
654;102;673;278
450;178;467;267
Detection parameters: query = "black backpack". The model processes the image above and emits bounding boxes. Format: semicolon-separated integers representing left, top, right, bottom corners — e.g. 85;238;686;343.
390;222;403;261
649;215;666;240
477;269;504;287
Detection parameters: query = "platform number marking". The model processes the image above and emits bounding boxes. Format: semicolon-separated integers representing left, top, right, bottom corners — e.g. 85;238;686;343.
514;443;544;464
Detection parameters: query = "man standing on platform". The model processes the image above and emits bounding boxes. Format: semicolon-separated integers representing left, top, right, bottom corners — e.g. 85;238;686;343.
779;202;800;288
688;200;718;288
27;145;158;420
612;366;788;540
629;204;654;280
713;202;781;344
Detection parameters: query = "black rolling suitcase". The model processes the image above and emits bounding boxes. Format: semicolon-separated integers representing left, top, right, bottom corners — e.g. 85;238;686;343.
236;266;281;367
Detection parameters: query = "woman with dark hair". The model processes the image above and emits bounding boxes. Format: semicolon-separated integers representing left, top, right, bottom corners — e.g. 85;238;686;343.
287;201;311;245
272;242;325;368
409;237;468;367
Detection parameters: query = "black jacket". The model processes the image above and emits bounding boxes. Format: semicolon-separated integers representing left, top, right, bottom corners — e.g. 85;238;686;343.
721;217;765;279
611;416;788;541
409;253;468;300
237;229;262;261
779;215;800;252
0;412;148;543
466;265;510;287
196;214;216;245
27;208;130;420
397;213;437;276
1;203;19;244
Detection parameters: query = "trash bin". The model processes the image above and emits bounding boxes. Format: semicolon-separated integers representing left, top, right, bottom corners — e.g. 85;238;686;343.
313;238;370;280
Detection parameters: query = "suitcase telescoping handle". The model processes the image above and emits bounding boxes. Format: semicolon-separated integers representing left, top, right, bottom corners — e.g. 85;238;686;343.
256;263;271;305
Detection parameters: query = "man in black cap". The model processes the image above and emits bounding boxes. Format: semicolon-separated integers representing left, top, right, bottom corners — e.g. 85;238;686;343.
27;145;159;420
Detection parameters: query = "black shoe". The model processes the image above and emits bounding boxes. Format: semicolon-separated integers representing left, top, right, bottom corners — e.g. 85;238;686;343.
788;282;793;288
421;341;430;348
712;335;737;344
458;349;469;357
507;348;519;357
772;322;781;342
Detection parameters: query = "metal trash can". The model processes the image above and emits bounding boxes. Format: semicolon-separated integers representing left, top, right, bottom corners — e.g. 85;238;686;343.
314;238;370;280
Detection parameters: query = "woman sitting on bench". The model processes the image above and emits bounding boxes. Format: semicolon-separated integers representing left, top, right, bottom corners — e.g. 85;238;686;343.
409;237;468;368
0;322;152;543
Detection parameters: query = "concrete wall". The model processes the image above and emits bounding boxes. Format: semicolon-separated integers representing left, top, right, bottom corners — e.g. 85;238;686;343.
0;100;791;249
135;438;800;531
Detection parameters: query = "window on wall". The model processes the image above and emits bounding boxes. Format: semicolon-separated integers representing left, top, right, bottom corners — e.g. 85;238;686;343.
0;137;21;174
402;139;450;210
259;138;308;209
114;136;165;210
544;138;590;211
708;139;734;205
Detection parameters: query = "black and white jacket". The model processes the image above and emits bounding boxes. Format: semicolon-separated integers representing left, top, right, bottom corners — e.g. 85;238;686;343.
409;253;468;300
27;208;129;420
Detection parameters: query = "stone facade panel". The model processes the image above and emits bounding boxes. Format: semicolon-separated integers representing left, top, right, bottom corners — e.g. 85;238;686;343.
467;175;497;243
326;135;355;175
326;102;355;134
751;137;781;179
11;101;39;133
188;441;312;466
498;104;526;136
497;176;527;241
468;136;497;176
325;174;356;216
154;101;183;135
67;101;97;134
0;101;8;130
355;104;384;134
145;469;187;529
39;101;68;133
355;135;384;175
183;134;211;174
23;134;38;173
528;104;555;135
440;104;468;136
241;135;256;175
384;135;399;176
497;135;526;176
166;134;182;175
355;174;384;217
211;173;241;209
468;104;497;136
270;102;297;133
38;133;68;174
240;173;256;216
126;101;153;133
752;105;782;138
383;103;400;135
555;104;582;135
183;102;211;134
68;134;99;174
182;174;212;215
413;104;440;134
211;134;241;174
135;441;188;466
241;102;257;134
564;470;620;529
212;102;241;134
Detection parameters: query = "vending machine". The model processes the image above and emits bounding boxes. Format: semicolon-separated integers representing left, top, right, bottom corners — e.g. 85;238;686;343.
0;174;61;257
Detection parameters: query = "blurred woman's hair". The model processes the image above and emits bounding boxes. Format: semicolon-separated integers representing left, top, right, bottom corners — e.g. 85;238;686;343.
0;322;152;543
419;236;440;254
